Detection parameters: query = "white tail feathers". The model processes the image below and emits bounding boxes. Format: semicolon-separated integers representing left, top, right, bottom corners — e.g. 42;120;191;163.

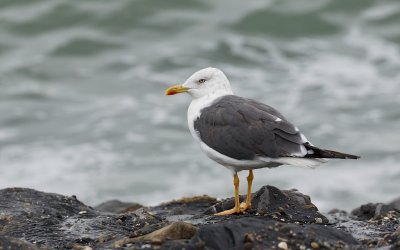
261;157;328;169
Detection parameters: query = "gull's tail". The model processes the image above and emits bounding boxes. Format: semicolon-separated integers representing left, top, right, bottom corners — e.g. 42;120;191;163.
261;143;360;169
304;143;360;159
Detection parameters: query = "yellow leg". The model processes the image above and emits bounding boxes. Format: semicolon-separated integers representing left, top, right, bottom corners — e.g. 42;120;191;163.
240;169;253;212
215;174;241;215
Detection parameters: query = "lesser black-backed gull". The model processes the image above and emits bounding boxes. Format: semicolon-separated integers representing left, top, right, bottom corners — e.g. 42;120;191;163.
165;67;360;215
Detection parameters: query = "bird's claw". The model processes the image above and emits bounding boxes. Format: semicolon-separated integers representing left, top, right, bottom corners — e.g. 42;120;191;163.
240;202;251;212
214;207;242;216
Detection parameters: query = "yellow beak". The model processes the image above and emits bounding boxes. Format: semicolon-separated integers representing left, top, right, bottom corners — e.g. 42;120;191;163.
165;84;190;96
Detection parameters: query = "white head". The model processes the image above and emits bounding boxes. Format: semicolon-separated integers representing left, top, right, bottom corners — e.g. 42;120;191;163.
165;67;233;99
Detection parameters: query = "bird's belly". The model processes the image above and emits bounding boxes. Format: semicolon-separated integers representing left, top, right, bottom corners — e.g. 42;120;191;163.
199;142;281;173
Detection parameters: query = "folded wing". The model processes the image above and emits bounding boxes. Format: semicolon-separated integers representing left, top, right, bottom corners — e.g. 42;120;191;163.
193;95;309;160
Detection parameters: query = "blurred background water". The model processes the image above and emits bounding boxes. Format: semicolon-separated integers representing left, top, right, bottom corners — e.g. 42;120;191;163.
0;0;399;211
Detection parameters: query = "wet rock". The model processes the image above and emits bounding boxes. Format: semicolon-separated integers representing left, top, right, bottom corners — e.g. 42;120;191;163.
189;217;358;250
351;202;400;221
1;186;399;249
328;200;400;249
113;222;198;247
207;185;328;224
95;200;142;213
152;195;218;221
0;188;164;249
389;197;400;210
0;235;39;250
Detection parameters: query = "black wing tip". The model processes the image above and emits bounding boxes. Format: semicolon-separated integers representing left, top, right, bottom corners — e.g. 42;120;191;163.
333;151;360;159
305;144;360;159
306;152;361;160
326;151;361;160
344;154;361;160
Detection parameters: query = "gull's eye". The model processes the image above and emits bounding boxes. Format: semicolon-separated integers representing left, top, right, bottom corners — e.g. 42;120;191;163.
198;79;206;84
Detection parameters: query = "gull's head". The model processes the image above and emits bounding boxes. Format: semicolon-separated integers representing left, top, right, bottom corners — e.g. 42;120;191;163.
165;67;233;99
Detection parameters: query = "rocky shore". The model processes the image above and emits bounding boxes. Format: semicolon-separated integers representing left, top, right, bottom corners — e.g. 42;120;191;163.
0;186;399;249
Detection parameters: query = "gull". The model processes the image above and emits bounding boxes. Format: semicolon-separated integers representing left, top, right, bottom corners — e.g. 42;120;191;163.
165;67;359;215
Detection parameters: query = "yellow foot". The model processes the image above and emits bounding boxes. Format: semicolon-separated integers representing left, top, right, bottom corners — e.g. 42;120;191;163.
240;202;251;212
214;207;242;216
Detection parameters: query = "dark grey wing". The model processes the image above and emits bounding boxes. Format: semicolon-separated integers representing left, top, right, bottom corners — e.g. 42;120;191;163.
193;95;307;160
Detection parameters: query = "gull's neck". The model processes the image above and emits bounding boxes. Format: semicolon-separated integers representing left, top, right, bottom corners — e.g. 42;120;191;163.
191;90;232;106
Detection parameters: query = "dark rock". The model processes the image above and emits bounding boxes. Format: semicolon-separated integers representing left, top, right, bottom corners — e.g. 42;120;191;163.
95;200;142;213
1;186;399;249
189;217;358;250
0;188;164;249
328;202;400;249
389;197;400;210
0;235;39;250
151;195;218;221
351;202;400;221
113;222;198;247
207;185;328;224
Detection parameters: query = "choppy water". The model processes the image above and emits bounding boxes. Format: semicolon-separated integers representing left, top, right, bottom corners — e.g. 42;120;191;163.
0;0;399;211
